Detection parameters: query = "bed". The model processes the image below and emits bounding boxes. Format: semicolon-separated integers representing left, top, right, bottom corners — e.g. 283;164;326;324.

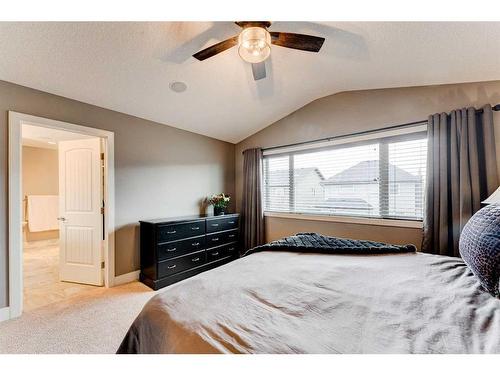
118;236;500;354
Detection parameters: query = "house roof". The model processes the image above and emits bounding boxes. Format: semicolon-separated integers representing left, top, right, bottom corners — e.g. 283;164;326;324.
322;160;420;185
267;167;324;185
315;197;373;210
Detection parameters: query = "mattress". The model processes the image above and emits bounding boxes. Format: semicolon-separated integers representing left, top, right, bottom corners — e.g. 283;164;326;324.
118;251;500;353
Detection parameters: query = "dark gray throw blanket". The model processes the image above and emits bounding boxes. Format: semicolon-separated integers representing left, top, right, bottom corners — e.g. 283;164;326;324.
244;232;416;256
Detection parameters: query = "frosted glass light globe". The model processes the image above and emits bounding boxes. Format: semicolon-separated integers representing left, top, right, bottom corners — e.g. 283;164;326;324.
238;27;271;63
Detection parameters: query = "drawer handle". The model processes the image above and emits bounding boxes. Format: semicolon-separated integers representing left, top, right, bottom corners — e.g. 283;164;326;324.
167;264;176;269
192;242;200;246
167;247;176;252
229;247;235;251
229;234;235;238
191;226;200;230
211;252;219;256
212;237;219;241
229;221;235;224
211;223;219;227
192;257;200;262
167;230;176;234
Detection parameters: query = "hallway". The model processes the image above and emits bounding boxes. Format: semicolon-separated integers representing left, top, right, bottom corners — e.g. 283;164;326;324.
23;240;99;312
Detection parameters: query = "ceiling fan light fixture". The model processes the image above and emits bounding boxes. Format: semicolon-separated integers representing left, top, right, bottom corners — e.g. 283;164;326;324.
238;27;271;63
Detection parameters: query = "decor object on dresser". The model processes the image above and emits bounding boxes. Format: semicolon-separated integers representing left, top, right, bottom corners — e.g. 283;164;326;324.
241;148;265;251
422;104;499;257
208;193;231;216
139;214;239;290
459;187;500;297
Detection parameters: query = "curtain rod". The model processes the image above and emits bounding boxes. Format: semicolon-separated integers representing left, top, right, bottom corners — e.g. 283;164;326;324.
260;104;500;153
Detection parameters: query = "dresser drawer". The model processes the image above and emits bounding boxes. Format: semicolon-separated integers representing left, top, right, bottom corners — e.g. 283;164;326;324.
207;243;238;262
224;243;238;257
206;216;239;233
206;229;238;248
226;230;238;243
206;246;225;262
158;250;206;278
157;220;205;243
157;235;205;260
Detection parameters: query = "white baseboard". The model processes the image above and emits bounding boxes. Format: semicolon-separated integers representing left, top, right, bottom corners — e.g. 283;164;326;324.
0;306;11;322
114;270;140;286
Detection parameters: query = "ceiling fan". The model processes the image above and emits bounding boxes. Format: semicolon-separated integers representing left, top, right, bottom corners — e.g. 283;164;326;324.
192;21;325;81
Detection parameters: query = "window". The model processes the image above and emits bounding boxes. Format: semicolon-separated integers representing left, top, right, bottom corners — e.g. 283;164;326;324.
263;124;427;221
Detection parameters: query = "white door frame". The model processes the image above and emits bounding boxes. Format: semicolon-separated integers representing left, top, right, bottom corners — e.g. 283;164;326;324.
7;111;116;320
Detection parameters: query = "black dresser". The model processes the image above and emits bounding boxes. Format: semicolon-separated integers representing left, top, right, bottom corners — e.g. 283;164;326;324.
139;214;240;290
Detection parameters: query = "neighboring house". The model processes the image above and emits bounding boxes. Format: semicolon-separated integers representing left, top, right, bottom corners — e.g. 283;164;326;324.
265;167;325;212
314;197;375;215
320;160;423;218
265;161;423;218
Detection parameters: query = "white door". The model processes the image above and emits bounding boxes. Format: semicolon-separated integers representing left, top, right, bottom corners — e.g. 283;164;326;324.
58;138;103;286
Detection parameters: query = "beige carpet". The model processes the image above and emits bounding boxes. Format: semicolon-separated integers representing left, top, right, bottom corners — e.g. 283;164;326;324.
0;281;157;354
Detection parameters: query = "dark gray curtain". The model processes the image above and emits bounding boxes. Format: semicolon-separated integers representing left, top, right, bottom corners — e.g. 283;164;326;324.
422;105;498;256
241;148;265;251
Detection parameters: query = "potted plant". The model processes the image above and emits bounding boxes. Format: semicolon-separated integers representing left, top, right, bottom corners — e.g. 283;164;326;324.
209;193;230;216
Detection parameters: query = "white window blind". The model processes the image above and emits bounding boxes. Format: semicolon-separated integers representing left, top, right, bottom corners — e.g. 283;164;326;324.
263;124;427;221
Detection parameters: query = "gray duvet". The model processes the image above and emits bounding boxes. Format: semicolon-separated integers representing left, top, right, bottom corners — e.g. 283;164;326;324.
118;251;500;353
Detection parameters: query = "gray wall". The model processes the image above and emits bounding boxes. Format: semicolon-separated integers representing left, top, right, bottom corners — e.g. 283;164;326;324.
3;79;500;310
22;146;59;241
235;80;500;245
0;80;235;308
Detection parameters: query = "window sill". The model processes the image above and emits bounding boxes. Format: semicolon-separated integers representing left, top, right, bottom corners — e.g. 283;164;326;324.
263;212;423;229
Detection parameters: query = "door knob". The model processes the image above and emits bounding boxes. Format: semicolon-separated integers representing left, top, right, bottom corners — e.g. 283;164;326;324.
57;217;67;222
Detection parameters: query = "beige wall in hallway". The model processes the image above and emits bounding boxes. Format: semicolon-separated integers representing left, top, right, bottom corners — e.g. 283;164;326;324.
22;146;59;242
0;80;235;308
235;80;500;245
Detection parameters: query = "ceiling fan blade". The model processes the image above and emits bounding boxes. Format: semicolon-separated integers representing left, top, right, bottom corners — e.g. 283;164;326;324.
192;36;238;61
235;21;272;29
251;62;266;81
270;32;325;52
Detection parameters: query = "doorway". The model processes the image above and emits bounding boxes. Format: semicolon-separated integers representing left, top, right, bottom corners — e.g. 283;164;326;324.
8;112;115;319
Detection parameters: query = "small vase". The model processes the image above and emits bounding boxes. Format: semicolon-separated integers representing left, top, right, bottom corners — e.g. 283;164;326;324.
213;206;225;216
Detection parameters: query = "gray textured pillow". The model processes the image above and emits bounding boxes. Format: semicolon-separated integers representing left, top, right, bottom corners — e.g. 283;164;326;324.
459;204;500;297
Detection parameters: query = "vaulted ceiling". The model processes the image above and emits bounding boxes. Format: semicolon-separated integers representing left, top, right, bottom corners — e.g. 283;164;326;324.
1;22;499;143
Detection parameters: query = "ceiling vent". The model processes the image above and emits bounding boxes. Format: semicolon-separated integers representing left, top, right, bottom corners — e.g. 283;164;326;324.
169;81;187;93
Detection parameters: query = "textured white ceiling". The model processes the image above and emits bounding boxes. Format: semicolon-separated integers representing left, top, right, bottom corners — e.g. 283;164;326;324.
1;22;499;143
22;123;93;149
